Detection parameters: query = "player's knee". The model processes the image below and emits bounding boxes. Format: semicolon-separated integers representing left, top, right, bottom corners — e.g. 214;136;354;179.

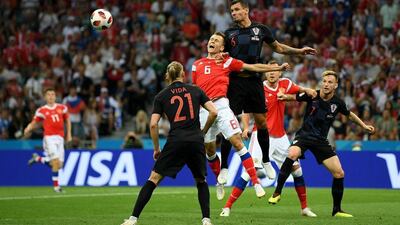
332;169;344;178
291;166;302;177
229;134;244;150
51;159;61;171
149;171;163;185
287;151;299;160
205;143;216;156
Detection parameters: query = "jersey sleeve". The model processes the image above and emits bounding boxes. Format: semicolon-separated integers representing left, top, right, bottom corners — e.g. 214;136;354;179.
338;99;350;116
62;104;69;120
33;108;45;122
262;25;276;44
296;92;312;102
152;95;163;115
198;88;210;106
285;79;300;94
226;58;244;72
191;63;198;84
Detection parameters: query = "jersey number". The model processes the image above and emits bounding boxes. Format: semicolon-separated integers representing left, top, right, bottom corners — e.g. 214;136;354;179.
204;66;211;74
170;93;194;122
51;114;60;122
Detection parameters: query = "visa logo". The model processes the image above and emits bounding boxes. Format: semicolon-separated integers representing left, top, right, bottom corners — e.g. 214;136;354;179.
59;151;138;186
377;153;400;189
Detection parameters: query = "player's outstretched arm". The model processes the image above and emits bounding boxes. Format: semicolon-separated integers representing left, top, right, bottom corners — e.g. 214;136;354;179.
65;117;72;142
297;86;317;98
348;112;375;134
149;113;162;160
23;120;37;138
269;40;317;56
242;62;290;73
277;93;296;101
202;101;217;134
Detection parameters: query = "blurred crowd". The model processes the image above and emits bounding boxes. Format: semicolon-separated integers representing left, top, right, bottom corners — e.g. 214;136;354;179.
0;0;399;148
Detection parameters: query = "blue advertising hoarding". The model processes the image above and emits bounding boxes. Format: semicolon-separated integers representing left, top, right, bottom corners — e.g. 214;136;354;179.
0;150;399;189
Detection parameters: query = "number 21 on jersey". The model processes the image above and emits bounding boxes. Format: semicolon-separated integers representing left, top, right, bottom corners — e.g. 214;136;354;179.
171;93;194;122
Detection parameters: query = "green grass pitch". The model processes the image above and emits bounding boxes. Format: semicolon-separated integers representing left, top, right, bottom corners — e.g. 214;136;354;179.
0;186;399;225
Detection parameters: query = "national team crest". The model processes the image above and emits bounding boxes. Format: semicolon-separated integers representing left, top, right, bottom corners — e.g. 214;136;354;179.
331;104;337;113
252;27;260;35
57;109;62;114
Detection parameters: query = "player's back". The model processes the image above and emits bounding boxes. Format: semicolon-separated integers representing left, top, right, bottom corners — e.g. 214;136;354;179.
153;81;209;143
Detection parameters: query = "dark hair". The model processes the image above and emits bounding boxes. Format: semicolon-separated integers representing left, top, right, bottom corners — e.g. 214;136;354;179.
165;61;184;83
322;70;338;81
44;88;56;94
267;60;278;65
213;32;226;44
230;0;249;8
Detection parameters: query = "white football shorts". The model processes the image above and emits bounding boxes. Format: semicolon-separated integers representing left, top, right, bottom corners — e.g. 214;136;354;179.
200;97;241;143
43;135;65;162
248;131;299;168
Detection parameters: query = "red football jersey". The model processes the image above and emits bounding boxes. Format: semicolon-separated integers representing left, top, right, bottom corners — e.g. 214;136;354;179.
34;104;69;137
192;57;243;99
253;78;299;137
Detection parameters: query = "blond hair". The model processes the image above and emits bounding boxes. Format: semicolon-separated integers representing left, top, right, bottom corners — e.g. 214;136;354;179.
165;61;184;83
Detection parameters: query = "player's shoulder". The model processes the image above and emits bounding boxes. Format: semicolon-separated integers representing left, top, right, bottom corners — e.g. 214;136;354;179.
193;58;208;67
332;94;345;104
278;78;293;86
250;22;270;30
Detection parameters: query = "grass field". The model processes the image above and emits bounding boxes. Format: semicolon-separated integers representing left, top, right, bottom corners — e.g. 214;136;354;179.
0;186;399;225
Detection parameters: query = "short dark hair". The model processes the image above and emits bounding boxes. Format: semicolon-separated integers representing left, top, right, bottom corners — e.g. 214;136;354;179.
322;70;338;81
230;0;249;8
44;88;56;94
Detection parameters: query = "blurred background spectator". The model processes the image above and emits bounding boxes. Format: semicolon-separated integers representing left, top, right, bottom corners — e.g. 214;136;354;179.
0;0;398;147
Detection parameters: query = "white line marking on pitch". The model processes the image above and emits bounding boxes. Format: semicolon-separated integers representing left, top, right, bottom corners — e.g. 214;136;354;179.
0;191;194;201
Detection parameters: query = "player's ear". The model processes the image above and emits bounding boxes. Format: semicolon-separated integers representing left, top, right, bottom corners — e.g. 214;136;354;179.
334;83;338;89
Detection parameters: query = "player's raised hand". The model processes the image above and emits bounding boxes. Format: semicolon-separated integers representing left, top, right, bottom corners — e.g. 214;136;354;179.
153;148;161;160
301;46;317;55
280;63;291;71
364;125;375;134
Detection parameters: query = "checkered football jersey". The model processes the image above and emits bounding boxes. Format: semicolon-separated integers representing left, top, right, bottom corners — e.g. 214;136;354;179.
224;22;275;77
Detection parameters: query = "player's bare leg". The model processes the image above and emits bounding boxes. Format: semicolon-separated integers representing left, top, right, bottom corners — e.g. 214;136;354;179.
205;141;224;200
50;158;63;193
253;113;275;179
229;133;265;198
322;156;352;217
269;146;301;203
